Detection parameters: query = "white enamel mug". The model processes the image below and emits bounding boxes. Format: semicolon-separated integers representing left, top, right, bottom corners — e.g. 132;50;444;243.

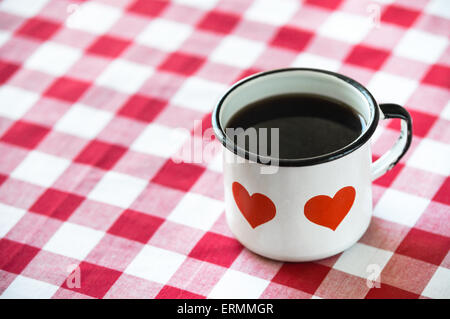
212;68;412;262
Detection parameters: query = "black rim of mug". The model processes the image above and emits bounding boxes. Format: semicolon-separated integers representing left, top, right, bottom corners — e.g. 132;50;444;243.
212;68;380;167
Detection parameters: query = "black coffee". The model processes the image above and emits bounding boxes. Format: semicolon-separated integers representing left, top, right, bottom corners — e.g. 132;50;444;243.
226;93;365;159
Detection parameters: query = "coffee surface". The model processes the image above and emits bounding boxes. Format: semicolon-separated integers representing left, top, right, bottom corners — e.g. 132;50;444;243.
226;93;365;159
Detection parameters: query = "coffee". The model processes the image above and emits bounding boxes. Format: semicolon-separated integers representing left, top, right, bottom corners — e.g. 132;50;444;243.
226;93;365;159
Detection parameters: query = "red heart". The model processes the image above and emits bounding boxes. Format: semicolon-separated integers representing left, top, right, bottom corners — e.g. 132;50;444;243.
304;186;356;231
232;182;276;229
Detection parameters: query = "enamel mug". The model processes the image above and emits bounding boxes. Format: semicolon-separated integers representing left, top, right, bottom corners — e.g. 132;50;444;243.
212;68;412;262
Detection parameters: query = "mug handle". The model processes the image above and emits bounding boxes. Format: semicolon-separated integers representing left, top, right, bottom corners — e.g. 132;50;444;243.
371;103;413;180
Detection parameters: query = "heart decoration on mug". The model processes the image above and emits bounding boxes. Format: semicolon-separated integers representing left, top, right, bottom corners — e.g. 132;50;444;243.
232;182;355;231
304;186;356;231
232;182;276;229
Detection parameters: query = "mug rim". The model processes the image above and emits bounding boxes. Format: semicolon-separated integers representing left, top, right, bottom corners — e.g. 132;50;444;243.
212;68;380;167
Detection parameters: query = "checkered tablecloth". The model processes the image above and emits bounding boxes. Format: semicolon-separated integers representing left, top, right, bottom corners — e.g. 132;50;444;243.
0;0;449;299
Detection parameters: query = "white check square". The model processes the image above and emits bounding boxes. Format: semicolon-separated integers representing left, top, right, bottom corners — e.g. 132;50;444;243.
88;171;147;208
125;245;185;284
168;193;223;231
210;36;265;68
367;72;417;105
43;222;104;260
245;0;299;26
173;0;220;9
394;30;447;64
11;151;70;188
0;86;39;120
441;101;450;121
25;42;81;76
0;30;10;47
96;59;153;94
319;12;372;44
374;189;430;226
426;0;450;20
172;77;227;112
291;53;341;71
333;243;393;278
0;0;49;17
407;139;450;176
54;103;113;139
131;123;189;158
0;276;58;299
0;203;26;238
137;19;192;52
65;2;121;34
209;269;269;299
207;152;223;173
422;267;450;299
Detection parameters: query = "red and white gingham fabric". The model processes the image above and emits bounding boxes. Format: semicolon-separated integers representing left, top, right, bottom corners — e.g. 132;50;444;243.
0;0;449;299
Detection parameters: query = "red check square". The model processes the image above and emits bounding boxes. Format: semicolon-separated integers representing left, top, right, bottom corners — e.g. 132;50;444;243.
1;120;50;149
237;68;263;81
118;94;167;123
0;239;39;274
197;10;240;34
62;261;122;299
44;77;90;103
388;109;437;138
305;0;343;10
107;210;164;243
345;45;390;70
272;262;331;295
128;0;169;17
0;174;7;187
372;155;404;187
0;60;20;84
365;284;420;299
152;160;206;192
422;64;450;89
16;18;60;41
433;178;450;206
156;285;205;299
74;140;127;170
87;35;131;58
189;232;243;268
30;188;84;221
381;5;421;28
396;228;450;265
159;52;205;76
270;26;314;52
